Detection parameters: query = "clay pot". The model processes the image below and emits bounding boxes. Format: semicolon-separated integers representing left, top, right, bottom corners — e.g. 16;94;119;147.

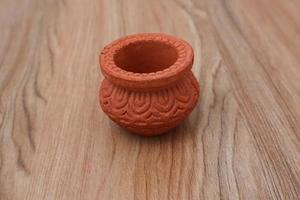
99;33;200;136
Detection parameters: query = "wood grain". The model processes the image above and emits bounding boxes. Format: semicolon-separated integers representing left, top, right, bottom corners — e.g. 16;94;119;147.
0;0;299;199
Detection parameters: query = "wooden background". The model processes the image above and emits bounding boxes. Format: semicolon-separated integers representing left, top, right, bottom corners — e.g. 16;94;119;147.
0;0;300;199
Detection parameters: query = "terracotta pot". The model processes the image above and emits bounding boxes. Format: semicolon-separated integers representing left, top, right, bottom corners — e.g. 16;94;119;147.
99;33;200;136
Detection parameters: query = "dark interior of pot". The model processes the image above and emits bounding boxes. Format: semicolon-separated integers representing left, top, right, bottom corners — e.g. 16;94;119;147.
114;41;178;73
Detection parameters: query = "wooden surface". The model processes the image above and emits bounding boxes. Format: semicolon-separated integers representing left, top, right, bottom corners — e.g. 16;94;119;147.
0;0;300;199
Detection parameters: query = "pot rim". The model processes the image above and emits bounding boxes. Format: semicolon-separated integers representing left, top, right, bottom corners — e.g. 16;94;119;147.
100;33;194;89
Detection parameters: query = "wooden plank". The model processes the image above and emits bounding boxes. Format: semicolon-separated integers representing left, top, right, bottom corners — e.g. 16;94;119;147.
0;0;299;199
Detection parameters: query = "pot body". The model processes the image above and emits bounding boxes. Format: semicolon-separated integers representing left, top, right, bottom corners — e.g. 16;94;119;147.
99;71;199;136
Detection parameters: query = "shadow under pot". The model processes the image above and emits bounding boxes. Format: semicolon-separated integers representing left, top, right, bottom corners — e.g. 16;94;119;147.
99;33;200;136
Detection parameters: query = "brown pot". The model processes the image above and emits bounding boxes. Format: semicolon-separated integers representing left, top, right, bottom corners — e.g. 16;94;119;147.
99;33;200;136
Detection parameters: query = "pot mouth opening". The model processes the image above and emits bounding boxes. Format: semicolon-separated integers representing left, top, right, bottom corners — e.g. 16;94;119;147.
113;41;178;73
100;33;193;89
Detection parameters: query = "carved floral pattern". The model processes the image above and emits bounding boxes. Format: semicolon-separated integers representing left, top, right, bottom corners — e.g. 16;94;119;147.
99;72;199;130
